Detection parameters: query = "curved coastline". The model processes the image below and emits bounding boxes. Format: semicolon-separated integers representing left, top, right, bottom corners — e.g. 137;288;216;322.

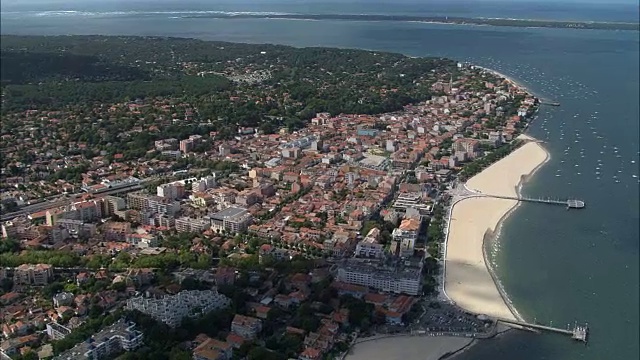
349;140;550;360
474;65;546;102
347;66;549;360
482;142;551;322
443;138;549;319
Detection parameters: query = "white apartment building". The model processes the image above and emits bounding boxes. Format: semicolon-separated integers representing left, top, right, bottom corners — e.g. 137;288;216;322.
126;290;231;328
390;218;421;258
54;320;143;360
157;176;216;200
258;244;291;264
46;322;72;340
45;200;103;226
391;228;417;258
336;259;422;296
355;237;384;258
147;196;181;216
13;263;53;285
392;192;432;214
355;228;383;258
127;193;180;215
126;233;160;248
231;314;262;340
127;192;149;210
72;200;103;221
175;217;211;233
103;196;126;216
157;183;179;199
191;175;216;192
209;207;252;234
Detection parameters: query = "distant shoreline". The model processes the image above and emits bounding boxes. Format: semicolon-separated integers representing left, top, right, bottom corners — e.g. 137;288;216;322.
177;13;640;31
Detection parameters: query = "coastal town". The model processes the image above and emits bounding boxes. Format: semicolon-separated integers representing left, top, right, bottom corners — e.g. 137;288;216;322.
0;42;540;360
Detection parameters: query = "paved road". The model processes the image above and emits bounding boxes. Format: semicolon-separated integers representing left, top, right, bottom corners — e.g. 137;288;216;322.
0;183;147;222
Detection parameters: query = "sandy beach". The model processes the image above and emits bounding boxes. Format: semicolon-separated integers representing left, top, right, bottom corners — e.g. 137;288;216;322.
475;66;541;100
346;335;474;360
346;140;548;360
443;139;549;320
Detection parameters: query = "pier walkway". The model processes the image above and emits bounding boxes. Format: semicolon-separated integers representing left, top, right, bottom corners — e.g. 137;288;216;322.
494;317;589;342
539;99;561;106
479;194;586;209
450;185;586;209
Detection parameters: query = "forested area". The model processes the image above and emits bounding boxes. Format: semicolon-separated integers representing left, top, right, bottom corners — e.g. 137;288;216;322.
0;51;150;85
0;35;455;193
1;35;453;118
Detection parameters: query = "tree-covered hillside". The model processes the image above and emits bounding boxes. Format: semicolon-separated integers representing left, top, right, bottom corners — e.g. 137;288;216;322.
0;35;455;148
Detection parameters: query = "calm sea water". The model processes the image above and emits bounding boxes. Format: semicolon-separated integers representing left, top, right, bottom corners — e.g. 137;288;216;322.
2;2;639;360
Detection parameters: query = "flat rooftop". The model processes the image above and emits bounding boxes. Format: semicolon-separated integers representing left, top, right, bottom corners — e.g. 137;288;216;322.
211;206;249;220
360;154;387;168
339;258;422;281
54;320;141;360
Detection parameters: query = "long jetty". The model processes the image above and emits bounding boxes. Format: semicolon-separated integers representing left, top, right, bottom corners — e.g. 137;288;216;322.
494;317;589;343
479;194;585;209
539;99;561;106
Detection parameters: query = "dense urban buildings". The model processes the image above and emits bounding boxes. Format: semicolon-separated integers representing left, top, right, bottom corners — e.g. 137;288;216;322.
126;290;231;328
0;36;538;360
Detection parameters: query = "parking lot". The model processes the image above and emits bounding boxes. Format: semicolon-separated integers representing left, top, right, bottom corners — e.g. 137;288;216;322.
413;302;492;335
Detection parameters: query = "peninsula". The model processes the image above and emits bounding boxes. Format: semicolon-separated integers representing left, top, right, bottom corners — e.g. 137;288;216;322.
179;13;640;32
1;35;555;360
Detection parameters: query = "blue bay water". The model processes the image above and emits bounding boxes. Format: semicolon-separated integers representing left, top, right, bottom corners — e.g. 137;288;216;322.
1;3;639;360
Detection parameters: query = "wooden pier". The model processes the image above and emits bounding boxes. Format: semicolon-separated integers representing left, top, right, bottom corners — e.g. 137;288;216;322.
478;194;586;209
539;99;561;106
495;318;589;343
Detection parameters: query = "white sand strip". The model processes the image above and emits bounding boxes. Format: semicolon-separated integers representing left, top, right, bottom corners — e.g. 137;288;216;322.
444;141;549;320
347;141;548;360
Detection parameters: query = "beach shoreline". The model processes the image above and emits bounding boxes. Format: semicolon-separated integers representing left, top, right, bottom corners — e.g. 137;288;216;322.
474;65;544;100
480;135;551;322
347;68;548;360
346;139;549;360
443;137;549;318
